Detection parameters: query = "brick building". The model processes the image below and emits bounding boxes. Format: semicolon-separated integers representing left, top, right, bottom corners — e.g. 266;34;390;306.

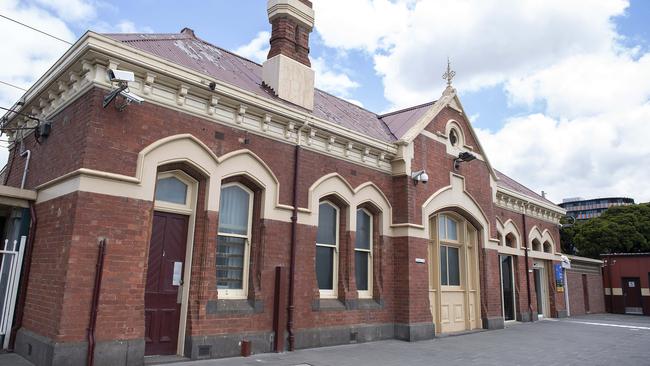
602;253;650;315
0;1;568;365
565;255;606;316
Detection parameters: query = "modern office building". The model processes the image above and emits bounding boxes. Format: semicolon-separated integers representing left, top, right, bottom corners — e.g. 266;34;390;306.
559;197;635;220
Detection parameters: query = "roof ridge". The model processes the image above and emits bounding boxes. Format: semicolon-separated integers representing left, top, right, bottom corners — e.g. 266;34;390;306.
378;100;436;118
104;33;190;41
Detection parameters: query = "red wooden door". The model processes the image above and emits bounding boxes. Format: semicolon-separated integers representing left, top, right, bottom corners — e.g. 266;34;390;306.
145;211;189;356
622;277;642;309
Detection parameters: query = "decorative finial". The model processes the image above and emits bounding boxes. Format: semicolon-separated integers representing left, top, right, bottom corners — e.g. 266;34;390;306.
442;57;456;87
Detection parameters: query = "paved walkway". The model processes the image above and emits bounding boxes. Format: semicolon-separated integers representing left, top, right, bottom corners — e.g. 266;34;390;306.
3;314;649;366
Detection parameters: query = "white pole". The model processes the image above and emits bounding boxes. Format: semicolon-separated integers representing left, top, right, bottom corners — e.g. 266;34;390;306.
564;268;570;317
3;236;26;349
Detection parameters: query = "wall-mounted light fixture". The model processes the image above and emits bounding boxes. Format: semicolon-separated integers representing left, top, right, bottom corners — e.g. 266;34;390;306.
411;170;429;185
454;151;476;170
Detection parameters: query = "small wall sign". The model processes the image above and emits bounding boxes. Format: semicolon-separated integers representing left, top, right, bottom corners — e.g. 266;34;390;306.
554;263;564;293
415;258;426;264
628;281;635;288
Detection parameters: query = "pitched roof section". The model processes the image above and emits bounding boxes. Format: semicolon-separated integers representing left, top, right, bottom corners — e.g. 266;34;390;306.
495;169;557;206
104;31;396;142
379;101;435;139
105;30;554;208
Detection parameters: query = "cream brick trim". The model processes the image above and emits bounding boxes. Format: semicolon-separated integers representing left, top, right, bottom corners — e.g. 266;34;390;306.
604;287;611;295
528;226;556;255
36;134;293;222
495;187;565;222
299;173;393;234
268;0;315;29
495;218;522;249
1;32;396;173
398;87;499;181
420;173;494;245
612;288;623;296
642;288;650;297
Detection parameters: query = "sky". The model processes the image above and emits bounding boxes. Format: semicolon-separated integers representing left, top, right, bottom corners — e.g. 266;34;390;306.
0;0;649;204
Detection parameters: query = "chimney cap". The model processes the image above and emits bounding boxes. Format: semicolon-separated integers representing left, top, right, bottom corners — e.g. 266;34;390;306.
267;0;315;30
180;27;196;38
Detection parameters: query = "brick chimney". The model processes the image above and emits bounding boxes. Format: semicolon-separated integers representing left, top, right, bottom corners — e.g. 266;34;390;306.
262;0;315;110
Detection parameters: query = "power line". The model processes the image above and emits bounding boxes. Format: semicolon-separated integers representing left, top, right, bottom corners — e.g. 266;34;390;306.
0;80;27;92
0;106;39;121
0;13;73;45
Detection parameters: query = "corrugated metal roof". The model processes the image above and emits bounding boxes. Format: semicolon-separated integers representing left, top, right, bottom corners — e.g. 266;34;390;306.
495;169;557;206
104;30;397;142
105;30;552;206
379;101;436;139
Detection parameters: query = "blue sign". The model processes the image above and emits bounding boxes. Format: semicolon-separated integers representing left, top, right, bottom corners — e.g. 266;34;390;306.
555;263;564;292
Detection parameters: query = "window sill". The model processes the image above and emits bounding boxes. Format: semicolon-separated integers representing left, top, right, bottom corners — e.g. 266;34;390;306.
311;298;384;311
206;299;264;316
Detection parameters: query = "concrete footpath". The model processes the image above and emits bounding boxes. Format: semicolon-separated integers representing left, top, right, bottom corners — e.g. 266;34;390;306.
3;314;649;366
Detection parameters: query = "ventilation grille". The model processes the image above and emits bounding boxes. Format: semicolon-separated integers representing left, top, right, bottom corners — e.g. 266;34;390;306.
198;345;211;358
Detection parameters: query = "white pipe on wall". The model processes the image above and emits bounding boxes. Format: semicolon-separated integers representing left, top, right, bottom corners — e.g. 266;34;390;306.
19;150;30;190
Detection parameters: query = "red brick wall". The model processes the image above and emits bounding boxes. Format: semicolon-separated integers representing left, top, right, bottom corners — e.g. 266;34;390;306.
8;87;567;347
567;270;605;316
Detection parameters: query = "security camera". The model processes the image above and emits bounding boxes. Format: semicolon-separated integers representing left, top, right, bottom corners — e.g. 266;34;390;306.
411;170;429;185
120;90;144;105
108;69;135;83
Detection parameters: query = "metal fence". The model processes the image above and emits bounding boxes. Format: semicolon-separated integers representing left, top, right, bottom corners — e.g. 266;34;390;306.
0;236;26;349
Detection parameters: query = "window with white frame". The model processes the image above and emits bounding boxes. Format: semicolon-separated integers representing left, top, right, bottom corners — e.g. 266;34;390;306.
355;208;373;298
439;214;458;242
216;183;253;299
154;171;193;213
316;201;339;298
439;214;461;286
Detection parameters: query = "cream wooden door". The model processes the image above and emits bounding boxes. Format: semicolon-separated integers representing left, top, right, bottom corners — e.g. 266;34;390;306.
429;213;480;334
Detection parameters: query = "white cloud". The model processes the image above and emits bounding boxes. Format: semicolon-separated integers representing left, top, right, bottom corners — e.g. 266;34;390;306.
32;0;97;22
505;51;650;119
0;0;76;108
234;31;270;63
0;0;149;167
315;0;650;202
312;57;359;97
234;33;360;99
315;0;628;108
477;102;650;202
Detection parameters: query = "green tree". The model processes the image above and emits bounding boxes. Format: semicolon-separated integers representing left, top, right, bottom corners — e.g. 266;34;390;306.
562;203;650;258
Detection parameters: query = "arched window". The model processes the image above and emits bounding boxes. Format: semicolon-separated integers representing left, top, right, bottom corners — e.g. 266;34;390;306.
355;208;373;298
505;233;516;248
439;214;460;286
532;239;542;252
316;201;339;298
216;183;253;299
449;129;459;146
543;241;553;253
154;171;194;214
155;175;188;205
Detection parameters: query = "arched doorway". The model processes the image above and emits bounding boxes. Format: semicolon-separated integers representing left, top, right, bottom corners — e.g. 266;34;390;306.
145;169;198;356
428;212;481;333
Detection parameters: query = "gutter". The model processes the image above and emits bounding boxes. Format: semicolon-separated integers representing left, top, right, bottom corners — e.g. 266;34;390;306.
287;122;308;351
522;208;533;321
87;239;107;366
